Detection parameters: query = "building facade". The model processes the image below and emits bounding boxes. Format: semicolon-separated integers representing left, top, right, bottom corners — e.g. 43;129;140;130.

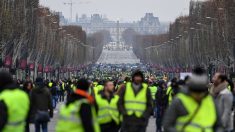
70;13;161;40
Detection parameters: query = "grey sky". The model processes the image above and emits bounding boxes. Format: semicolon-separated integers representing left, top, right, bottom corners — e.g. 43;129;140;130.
40;0;191;22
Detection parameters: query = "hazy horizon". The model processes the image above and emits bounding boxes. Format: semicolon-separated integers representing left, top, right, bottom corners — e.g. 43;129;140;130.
40;0;192;23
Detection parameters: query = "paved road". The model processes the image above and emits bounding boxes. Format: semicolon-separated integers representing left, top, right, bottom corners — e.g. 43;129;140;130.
97;50;140;64
30;102;156;132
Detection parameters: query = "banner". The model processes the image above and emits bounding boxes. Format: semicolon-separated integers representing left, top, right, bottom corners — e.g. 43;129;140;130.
20;59;27;69
4;56;12;67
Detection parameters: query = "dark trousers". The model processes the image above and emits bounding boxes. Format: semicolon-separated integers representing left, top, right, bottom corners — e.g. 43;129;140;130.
25;122;30;132
121;124;146;132
101;121;120;132
156;117;163;132
58;91;65;102
156;106;164;132
35;121;48;132
52;95;58;109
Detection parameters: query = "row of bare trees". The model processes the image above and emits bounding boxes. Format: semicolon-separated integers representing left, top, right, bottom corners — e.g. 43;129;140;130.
0;0;108;75
131;0;235;73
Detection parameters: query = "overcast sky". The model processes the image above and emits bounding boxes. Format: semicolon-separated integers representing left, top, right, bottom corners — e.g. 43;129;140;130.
40;0;191;22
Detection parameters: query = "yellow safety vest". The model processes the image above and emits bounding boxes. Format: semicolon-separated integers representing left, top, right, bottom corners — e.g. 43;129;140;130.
0;89;30;132
96;94;120;125
48;82;53;88
56;99;100;132
228;85;231;91
124;82;148;117
176;93;216;132
70;84;76;91
93;82;98;87
94;85;104;95
149;86;157;100
166;86;173;105
62;82;65;90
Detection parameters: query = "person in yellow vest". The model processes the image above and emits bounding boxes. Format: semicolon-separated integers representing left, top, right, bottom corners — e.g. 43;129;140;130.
93;81;104;96
48;81;53;88
58;80;65;102
149;80;158;101
163;67;223;132
0;71;30;132
70;81;77;92
93;81;98;88
56;78;100;132
166;78;179;106
118;70;152;132
95;80;121;132
148;80;158;117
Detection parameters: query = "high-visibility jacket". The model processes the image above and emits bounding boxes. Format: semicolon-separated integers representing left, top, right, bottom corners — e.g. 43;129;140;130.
48;82;53;88
56;99;100;132
176;93;216;132
166;86;173;105
228;85;232;91
93;82;98;87
70;84;76;91
61;82;65;91
96;94;120;125
124;82;148;117
0;89;30;132
149;86;157;100
94;85;104;95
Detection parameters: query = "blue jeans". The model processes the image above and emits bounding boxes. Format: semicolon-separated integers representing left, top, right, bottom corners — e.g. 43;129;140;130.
52;95;58;109
35;121;48;132
154;106;157;118
156;106;163;132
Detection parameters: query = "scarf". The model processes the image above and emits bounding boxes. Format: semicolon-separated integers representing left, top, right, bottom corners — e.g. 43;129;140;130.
211;82;228;96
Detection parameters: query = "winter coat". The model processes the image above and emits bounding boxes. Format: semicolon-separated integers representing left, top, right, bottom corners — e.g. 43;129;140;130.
213;83;233;131
29;86;53;123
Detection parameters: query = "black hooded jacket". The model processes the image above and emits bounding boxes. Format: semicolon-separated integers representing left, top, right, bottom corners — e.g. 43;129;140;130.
30;85;53;122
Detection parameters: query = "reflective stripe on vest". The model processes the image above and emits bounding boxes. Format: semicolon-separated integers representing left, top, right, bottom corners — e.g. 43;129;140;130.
0;89;30;132
124;82;148;117
176;122;212;130
96;94;120;125
8;120;24;126
56;99;100;132
149;86;157;100
176;93;216;132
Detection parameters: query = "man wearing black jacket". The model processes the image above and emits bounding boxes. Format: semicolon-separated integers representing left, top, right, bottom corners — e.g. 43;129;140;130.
30;77;53;132
155;80;168;132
